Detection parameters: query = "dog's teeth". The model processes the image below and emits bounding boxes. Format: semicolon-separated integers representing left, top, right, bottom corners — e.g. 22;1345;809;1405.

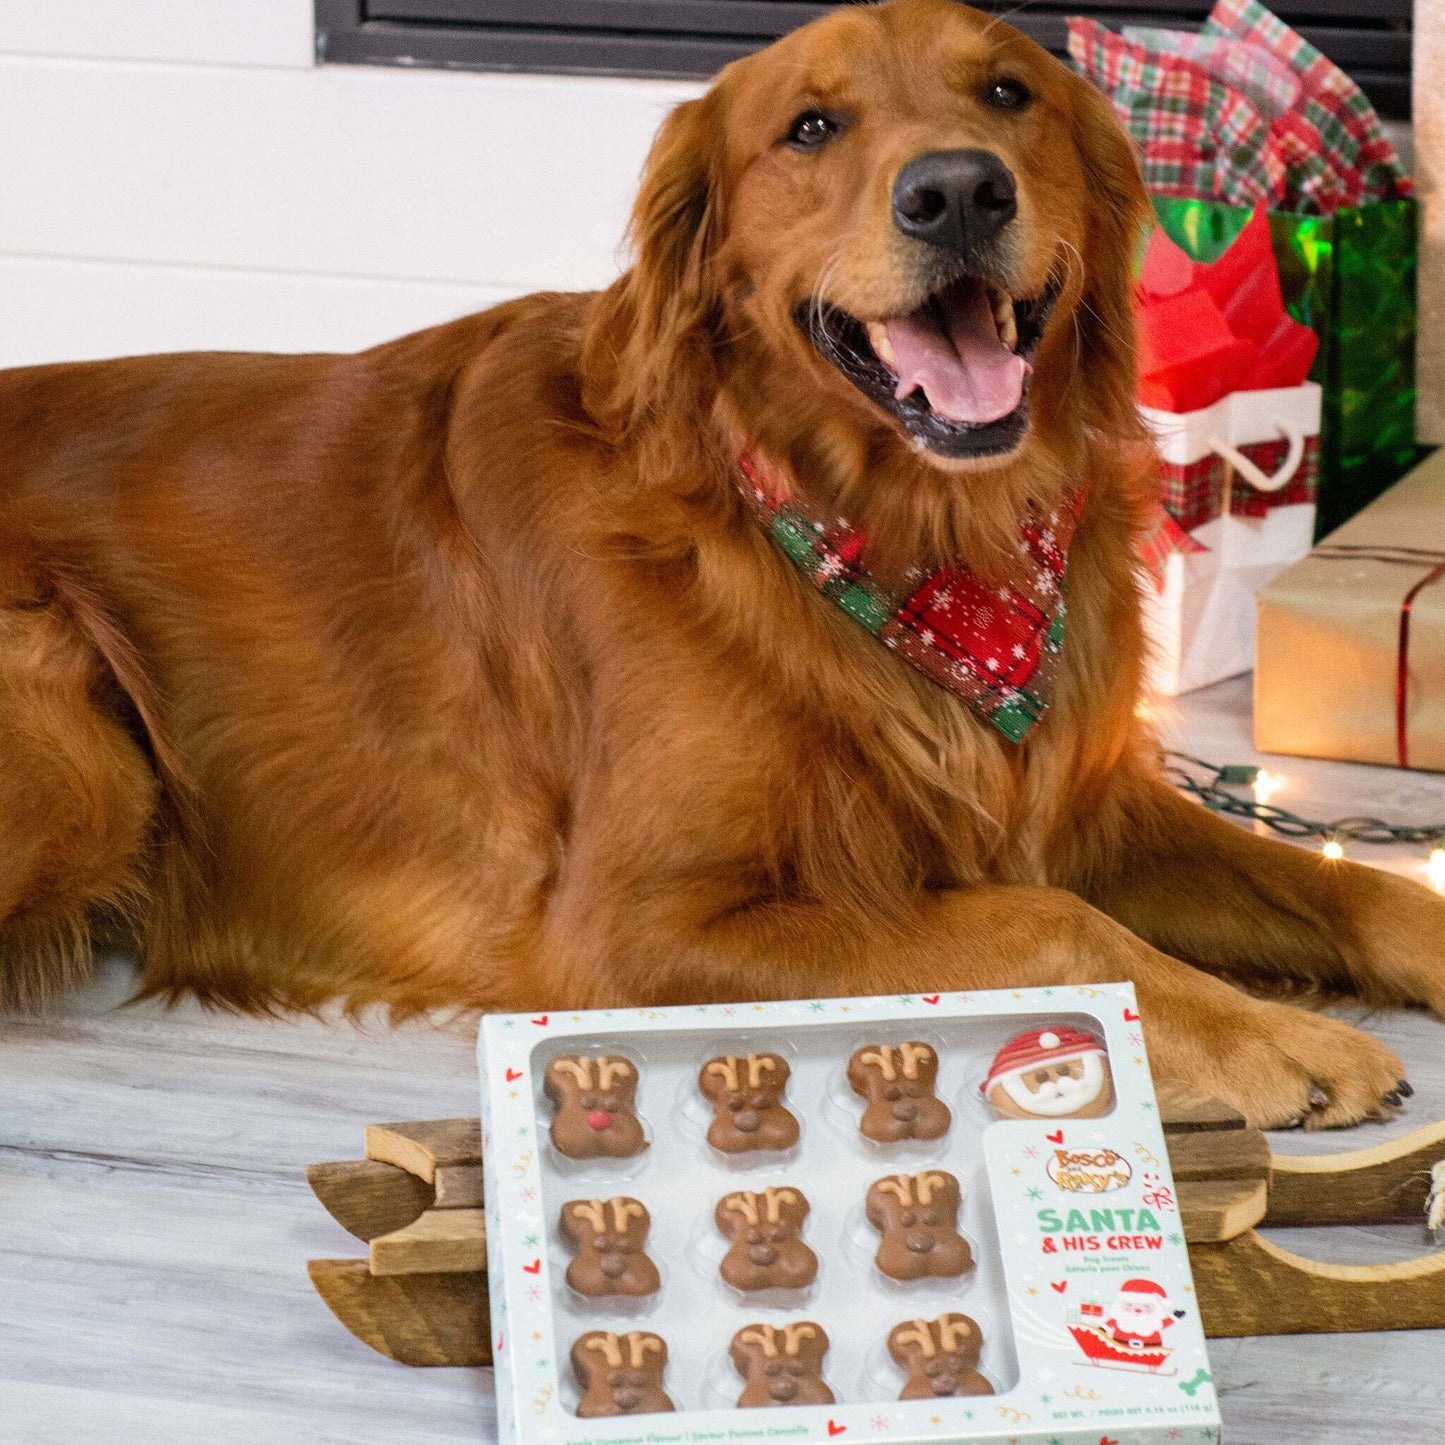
866;320;898;371
990;287;1019;352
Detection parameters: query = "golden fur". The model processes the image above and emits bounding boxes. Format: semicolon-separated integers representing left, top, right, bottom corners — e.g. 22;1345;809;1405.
0;0;1439;1127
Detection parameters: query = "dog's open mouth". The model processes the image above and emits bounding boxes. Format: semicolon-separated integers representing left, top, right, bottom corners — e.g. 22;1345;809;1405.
796;274;1059;459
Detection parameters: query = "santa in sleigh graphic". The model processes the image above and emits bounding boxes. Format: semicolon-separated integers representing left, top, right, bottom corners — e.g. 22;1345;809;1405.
1068;1278;1186;1374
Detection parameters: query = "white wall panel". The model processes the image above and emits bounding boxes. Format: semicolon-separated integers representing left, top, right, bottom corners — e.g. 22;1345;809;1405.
0;256;522;368
0;0;312;68
0;57;700;295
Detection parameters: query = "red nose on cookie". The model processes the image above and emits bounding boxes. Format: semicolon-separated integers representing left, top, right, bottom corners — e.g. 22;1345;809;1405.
586;1109;613;1130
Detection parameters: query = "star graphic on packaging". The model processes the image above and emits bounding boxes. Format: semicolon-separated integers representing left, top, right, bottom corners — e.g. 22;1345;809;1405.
1022;1146;1040;1160
502;1018;516;1028
524;1232;540;1247
1027;1187;1043;1201
1027;1286;1038;1296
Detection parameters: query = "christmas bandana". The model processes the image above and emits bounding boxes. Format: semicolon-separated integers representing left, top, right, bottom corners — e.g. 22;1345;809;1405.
737;452;1082;743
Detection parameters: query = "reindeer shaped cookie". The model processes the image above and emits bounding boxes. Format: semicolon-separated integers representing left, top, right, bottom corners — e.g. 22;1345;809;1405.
699;1052;800;1153
571;1330;674;1416
560;1197;660;1298
866;1171;974;1281
545;1054;647;1159
715;1186;817;1291
729;1321;835;1407
888;1314;993;1399
848;1042;951;1142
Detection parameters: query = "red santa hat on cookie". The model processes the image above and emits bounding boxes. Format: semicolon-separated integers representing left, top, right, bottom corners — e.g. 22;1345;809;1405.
1115;1278;1167;1301
982;1025;1105;1091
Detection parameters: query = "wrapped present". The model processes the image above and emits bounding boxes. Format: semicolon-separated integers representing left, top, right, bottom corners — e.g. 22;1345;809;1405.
1135;213;1321;695
1071;0;1418;539
1256;449;1445;772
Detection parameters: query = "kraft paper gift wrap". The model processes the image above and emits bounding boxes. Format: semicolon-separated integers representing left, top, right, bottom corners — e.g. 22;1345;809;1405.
1256;447;1445;771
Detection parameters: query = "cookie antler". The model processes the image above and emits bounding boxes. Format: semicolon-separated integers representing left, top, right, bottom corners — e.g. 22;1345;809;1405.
609;1198;646;1230
705;1057;741;1091
781;1323;817;1355
737;1326;779;1358
937;1315;975;1352
893;1321;936;1358
551;1057;593;1088
567;1199;608;1233
723;1191;762;1225
915;1171;948;1205
626;1332;663;1367
858;1046;898;1080
898;1042;932;1078
584;1332;624;1368
746;1053;778;1087
596;1056;632;1090
875;1175;914;1205
762;1186;799;1223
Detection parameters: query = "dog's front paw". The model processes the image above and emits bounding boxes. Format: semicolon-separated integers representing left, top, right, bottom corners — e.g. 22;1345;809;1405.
1158;997;1406;1131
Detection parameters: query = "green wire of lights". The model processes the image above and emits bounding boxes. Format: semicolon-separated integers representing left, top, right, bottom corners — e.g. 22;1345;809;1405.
1163;752;1445;873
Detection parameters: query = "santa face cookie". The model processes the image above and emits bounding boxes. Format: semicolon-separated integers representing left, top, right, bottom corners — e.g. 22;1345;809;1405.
866;1171;974;1281
545;1054;647;1158
560;1197;661;1298
888;1314;993;1399
981;1026;1113;1120
848;1042;951;1142
730;1322;835;1408
699;1052;800;1153
572;1330;674;1416
715;1186;818;1291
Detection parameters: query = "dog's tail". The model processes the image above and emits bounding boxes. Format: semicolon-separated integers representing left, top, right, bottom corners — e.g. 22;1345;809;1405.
0;565;177;1009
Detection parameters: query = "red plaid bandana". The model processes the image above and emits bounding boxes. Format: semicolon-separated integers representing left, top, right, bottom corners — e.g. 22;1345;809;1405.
737;451;1084;743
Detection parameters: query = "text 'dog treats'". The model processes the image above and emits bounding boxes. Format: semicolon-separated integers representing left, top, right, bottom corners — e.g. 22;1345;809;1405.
729;1321;835;1408
888;1314;993;1399
560;1197;661;1298
716;1186;818;1291
544;1054;647;1159
866;1171;974;1281
699;1052;800;1153
571;1330;674;1416
981;1025;1114;1120
848;1042;951;1141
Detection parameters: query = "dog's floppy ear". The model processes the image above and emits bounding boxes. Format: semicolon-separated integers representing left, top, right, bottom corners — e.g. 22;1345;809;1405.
583;87;726;435
1069;76;1152;440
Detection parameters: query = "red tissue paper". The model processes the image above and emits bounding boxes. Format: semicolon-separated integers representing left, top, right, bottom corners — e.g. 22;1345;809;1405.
1135;208;1318;412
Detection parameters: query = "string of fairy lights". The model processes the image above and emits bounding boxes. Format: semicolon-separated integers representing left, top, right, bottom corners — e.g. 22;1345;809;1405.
1164;751;1445;890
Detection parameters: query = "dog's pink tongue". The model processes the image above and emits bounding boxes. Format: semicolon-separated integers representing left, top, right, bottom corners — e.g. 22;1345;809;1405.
885;283;1026;425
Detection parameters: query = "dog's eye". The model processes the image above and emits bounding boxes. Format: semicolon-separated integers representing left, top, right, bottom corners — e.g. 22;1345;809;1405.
785;110;840;150
982;77;1031;112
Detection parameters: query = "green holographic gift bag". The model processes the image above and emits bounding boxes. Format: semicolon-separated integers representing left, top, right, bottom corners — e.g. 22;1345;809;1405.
1151;197;1417;542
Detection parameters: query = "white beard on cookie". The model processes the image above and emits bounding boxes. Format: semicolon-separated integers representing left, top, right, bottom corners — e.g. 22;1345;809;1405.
981;1025;1114;1120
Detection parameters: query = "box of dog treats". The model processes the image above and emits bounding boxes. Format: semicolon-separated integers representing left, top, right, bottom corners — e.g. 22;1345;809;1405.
478;984;1222;1445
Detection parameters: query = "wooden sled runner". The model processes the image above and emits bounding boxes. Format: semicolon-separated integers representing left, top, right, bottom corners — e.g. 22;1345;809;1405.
305;1086;1445;1365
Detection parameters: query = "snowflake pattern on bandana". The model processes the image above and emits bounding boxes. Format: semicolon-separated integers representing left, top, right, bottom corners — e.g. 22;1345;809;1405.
737;451;1083;744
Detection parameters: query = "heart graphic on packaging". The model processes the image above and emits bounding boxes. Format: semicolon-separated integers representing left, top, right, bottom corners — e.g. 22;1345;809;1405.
922;994;941;1005
531;1015;549;1026
1124;1007;1140;1022
505;1067;522;1082
827;1422;847;1437
1050;1280;1067;1293
522;1259;541;1275
1046;1129;1064;1144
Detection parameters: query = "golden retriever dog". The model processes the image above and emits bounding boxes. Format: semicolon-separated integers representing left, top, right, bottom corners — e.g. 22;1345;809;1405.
0;0;1438;1128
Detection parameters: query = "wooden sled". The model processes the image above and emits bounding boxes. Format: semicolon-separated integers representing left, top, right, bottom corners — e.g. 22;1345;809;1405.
306;1086;1445;1365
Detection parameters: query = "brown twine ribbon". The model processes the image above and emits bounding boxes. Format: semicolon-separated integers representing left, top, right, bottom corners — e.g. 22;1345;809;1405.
1313;543;1445;768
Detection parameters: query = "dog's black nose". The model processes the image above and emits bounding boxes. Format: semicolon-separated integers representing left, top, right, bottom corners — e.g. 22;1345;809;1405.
892;149;1017;255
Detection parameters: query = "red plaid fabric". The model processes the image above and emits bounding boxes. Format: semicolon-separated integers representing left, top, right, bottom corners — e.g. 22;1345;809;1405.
1203;0;1411;205
1138;506;1208;590
737;450;1084;744
1067;17;1285;207
1159;433;1320;531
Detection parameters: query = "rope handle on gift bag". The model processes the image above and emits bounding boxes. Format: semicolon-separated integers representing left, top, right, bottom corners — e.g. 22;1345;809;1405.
1205;421;1307;493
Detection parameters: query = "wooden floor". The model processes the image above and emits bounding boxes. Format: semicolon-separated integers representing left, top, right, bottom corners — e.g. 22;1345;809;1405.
3;675;1444;1444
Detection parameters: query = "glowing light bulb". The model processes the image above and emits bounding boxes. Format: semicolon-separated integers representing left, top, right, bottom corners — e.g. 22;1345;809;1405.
1428;848;1445;894
1322;839;1345;861
1252;770;1284;807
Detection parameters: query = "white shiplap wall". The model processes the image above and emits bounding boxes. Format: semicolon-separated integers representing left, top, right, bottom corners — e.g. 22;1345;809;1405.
0;0;702;367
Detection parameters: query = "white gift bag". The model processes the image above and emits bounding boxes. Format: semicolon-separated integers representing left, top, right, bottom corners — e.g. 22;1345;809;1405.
1140;381;1322;696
